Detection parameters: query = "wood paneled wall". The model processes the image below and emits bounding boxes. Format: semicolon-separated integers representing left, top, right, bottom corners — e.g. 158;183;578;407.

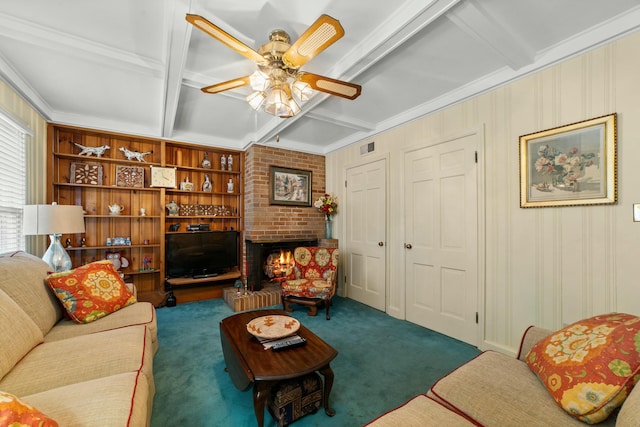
326;30;640;354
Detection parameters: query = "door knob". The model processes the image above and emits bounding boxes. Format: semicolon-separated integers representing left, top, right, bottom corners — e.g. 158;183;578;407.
378;242;384;246
405;243;412;249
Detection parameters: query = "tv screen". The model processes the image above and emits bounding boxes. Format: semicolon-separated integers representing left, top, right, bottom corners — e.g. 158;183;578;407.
165;231;239;278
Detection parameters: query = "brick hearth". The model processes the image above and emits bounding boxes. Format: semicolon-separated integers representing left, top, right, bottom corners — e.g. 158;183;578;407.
223;282;282;312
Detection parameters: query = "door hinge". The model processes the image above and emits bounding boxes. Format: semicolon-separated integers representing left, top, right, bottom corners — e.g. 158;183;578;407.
474;151;478;163
345;180;347;188
475;312;479;324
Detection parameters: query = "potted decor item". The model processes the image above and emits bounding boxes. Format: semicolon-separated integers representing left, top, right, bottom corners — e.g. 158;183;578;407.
314;193;337;239
201;152;211;169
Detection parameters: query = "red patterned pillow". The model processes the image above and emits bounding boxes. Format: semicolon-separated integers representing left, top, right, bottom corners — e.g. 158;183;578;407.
45;260;136;324
526;313;640;424
0;391;58;426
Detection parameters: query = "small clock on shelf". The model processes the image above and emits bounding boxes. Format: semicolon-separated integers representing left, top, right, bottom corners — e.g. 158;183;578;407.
150;166;177;188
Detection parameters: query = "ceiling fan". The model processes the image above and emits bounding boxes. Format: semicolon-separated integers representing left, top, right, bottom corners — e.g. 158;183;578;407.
185;13;362;118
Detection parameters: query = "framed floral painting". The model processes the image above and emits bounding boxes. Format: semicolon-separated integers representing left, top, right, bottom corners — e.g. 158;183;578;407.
519;113;617;208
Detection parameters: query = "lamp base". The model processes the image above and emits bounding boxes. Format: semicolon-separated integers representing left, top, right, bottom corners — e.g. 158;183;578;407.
42;234;72;272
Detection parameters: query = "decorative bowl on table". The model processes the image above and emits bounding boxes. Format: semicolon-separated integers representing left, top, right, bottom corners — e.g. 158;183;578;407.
246;315;300;339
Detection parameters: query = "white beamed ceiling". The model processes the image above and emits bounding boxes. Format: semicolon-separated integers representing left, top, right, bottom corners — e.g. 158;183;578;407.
0;0;638;154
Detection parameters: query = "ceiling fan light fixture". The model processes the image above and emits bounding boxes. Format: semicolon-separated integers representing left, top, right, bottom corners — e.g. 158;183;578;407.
187;13;361;119
246;91;266;110
249;70;270;92
264;87;292;117
288;97;301;116
292;80;313;102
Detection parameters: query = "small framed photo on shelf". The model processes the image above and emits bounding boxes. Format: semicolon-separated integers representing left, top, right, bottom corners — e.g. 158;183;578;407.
70;162;103;185
269;166;312;206
115;166;144;188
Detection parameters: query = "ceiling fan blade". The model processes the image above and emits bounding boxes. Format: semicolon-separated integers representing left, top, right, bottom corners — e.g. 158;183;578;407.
186;14;265;64
283;15;345;69
201;76;251;94
297;73;361;100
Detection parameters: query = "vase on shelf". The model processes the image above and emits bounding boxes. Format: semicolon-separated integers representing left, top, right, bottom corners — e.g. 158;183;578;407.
325;215;332;239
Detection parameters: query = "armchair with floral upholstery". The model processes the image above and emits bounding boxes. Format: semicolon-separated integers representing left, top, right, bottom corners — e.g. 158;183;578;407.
281;246;339;320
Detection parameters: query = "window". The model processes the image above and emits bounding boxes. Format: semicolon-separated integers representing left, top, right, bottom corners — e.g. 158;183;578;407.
0;112;28;252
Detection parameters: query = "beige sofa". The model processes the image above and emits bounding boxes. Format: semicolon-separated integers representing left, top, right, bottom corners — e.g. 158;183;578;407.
0;251;158;426
367;325;640;426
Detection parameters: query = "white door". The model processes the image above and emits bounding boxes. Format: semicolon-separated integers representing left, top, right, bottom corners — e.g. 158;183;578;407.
404;133;478;345
345;158;386;311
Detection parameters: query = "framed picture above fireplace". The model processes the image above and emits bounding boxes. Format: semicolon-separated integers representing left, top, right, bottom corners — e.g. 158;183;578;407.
269;166;312;206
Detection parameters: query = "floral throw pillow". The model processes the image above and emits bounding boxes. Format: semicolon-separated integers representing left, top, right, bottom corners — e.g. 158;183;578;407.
0;391;58;426
526;313;640;424
45;260;136;324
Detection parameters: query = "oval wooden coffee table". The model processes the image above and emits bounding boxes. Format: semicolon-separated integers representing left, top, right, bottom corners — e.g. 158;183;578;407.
220;309;338;427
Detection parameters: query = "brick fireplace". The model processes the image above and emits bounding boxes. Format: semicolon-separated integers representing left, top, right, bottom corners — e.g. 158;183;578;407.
242;145;327;289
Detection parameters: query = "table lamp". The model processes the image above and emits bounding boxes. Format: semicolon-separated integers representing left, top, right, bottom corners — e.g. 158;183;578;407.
23;203;86;272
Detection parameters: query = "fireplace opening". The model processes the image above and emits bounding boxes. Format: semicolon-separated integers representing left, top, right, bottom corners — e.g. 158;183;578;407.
264;249;294;281
245;238;317;291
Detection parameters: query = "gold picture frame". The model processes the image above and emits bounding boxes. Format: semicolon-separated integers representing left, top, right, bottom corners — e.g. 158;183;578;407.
269;166;312;206
519;113;617;208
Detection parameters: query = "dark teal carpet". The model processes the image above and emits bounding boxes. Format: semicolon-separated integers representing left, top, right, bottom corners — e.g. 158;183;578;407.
150;297;480;426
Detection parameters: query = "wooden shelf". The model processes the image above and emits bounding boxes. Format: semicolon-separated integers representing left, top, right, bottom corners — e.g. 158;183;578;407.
48;124;244;305
53;152;163;167
166;269;241;287
124;269;161;276
53;182;161;192
66;244;161;251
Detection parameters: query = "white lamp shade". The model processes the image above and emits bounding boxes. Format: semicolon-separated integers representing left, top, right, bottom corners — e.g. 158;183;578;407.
246;91;266;110
264;87;294;117
249;70;270;92
292;80;313;102
23;204;86;235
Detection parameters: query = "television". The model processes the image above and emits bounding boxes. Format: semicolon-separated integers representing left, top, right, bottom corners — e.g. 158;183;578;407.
165;231;239;278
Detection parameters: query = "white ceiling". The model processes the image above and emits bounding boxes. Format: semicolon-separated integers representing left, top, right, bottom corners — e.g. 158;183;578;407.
0;0;638;155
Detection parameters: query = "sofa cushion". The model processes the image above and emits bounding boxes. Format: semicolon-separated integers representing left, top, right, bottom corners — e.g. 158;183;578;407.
45;260;137;323
0;390;58;427
21;372;150;427
44;300;158;354
365;394;479;426
429;351;593;426
0;251;62;336
0;288;43;380
526;313;640;424
0;325;153;397
617;378;640;427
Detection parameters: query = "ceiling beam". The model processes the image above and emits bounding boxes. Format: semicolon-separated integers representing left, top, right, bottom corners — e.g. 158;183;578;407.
161;0;193;138
447;0;534;70
304;111;375;132
0;13;162;77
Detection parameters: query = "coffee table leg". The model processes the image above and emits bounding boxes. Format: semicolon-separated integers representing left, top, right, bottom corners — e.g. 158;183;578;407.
318;364;336;416
253;381;272;427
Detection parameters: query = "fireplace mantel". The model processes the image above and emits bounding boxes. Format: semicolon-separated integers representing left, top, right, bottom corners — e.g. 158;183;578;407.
246;238;318;244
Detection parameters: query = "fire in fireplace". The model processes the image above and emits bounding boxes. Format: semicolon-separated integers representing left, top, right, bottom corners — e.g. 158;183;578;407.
264;249;294;281
245;238;317;291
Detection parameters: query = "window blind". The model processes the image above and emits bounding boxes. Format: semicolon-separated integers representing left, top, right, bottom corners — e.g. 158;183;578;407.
0;113;27;252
